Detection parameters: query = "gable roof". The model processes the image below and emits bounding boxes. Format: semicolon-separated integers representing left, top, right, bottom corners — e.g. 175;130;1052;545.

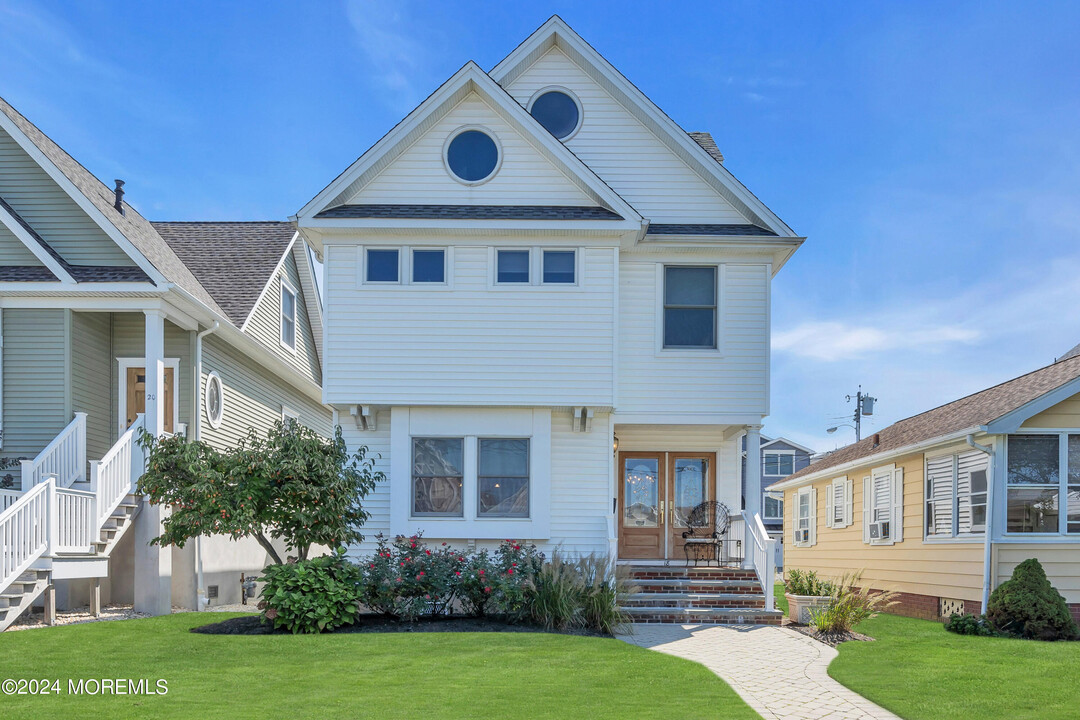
314;204;623;220
774;354;1080;488
490;16;798;238
0;95;223;311
295;62;642;228
152;221;297;327
1060;341;1080;362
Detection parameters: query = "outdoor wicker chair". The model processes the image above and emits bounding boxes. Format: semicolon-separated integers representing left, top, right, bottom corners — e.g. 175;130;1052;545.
681;501;730;567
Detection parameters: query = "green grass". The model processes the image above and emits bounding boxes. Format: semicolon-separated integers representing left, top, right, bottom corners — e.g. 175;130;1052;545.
0;613;759;720
773;581;788;614
830;613;1080;720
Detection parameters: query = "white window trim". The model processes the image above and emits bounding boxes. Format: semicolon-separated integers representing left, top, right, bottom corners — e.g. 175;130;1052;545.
281;405;300;425
489;246;583;290
922;449;989;542
116;357;181;436
358;246;455;289
825;476;853;529
204;371;225;430
793;486;817;547
655;263;725;356
389;407;551;539
442;124;503;186
526;85;584;141
1003;431;1075;537
763;449;797;478
279;277;298;354
863;463;904;545
762;491;783;521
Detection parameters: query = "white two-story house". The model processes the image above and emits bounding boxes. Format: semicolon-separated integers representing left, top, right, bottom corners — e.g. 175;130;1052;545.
295;17;802;585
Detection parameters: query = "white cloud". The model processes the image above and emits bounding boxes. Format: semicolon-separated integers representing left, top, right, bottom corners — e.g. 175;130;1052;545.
773;321;980;361
345;0;428;110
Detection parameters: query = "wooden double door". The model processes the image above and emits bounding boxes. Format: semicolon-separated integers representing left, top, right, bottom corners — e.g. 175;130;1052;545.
617;451;715;560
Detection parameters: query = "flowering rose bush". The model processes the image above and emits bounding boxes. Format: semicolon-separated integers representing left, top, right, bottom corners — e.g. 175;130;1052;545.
361;533;468;620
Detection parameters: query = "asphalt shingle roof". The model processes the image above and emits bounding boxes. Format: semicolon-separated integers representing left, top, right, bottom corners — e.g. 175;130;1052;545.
314;204;624;220
646;223;777;237
152;222;296;327
0;265;57;281
780;355;1080;485
688;132;724;163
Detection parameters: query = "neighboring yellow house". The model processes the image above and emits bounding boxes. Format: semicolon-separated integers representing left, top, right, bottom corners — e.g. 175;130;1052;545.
770;350;1080;622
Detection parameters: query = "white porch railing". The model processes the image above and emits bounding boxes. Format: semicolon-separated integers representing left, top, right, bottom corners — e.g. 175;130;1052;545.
0;489;20;514
742;511;777;612
55;488;97;554
90;415;144;526
20;413;87;490
0;478;52;595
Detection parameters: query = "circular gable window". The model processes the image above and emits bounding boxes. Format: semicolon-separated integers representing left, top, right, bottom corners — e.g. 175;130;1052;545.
528;89;581;140
204;371;224;429
445;128;500;184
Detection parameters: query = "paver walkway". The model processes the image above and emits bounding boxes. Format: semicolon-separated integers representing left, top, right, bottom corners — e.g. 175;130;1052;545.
618;623;901;720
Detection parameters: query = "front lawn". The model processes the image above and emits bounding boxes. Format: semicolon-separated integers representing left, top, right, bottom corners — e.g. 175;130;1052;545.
830;612;1080;720
0;613;759;720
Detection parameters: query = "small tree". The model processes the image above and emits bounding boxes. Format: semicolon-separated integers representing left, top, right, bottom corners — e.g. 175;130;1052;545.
987;558;1079;640
138;423;382;564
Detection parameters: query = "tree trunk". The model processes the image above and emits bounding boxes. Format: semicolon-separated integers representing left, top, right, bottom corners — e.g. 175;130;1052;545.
254;533;284;565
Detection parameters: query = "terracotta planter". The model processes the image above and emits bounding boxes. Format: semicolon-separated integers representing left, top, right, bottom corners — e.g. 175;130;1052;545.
785;593;832;624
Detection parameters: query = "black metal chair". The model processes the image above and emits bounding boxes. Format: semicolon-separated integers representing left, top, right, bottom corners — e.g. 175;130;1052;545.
681;501;730;567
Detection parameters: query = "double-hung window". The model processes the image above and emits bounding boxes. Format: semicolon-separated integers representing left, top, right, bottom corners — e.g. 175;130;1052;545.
478;438;530;518
764;452;795;477
864;465;903;545
763;492;783;521
793;486;816;547
542;250;575;284
825;477;852;529
412;438;464;517
280;279;297;351
1007;434;1060;533
663;266;717;349
496;250;530;283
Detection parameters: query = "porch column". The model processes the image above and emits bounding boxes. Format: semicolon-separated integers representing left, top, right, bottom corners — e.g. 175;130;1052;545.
134;310;171;616
743;424;762;569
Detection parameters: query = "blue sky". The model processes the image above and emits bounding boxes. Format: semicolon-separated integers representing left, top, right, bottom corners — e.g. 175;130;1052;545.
3;0;1080;451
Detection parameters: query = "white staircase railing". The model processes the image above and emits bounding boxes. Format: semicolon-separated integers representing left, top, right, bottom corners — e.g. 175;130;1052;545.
55;488;97;554
0;489;20;514
90;414;144;526
20;412;87;489
0;478;52;595
742;511;777;612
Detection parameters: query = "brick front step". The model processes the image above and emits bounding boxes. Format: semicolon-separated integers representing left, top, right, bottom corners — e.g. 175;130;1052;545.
628;568;759;581
634;579;762;594
623;592;766;610
622;606;783;625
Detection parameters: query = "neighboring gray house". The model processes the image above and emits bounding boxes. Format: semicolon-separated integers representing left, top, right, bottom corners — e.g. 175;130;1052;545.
0;95;331;630
742;433;814;567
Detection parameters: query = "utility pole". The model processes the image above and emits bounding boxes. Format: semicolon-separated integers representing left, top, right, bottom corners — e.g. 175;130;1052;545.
846;386;877;442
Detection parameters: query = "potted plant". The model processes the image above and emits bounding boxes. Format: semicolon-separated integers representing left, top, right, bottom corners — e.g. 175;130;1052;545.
784;569;835;623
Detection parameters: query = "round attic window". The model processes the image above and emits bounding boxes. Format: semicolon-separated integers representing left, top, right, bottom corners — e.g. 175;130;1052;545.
444;128;500;184
528;89;581;140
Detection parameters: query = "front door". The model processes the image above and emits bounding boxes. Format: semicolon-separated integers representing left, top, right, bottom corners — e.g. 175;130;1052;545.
125;366;175;433
617;451;715;560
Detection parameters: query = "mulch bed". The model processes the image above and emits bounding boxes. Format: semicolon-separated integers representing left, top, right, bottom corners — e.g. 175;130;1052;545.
191;613;612;637
788;624;874;647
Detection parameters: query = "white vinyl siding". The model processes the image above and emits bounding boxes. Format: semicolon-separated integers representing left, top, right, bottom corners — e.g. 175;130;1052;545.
243;251;321;385
324;243;615;407
503;47;750;223
825;476;853;529
0;225;46;265
863;464;904;545
0;127;133;266
618;258;767;417
350;92;593;206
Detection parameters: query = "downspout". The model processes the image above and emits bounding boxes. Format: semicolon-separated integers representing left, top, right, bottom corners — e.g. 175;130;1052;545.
193;321;219;610
966;434;995;612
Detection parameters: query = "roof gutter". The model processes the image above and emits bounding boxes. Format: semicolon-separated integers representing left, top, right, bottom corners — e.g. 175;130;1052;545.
965;434;996;613
768;426;987;492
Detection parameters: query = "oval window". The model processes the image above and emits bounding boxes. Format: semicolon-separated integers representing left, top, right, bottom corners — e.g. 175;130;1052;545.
205;371;225;429
529;90;580;140
445;129;499;183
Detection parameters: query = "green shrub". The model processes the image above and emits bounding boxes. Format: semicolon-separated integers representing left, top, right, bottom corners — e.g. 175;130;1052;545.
361;533;465;621
945;612;995;636
809;570;897;634
258;549;364;634
576;553;635;634
458;541;542;619
986;558;1079;641
785;568;835;597
529;550;584;630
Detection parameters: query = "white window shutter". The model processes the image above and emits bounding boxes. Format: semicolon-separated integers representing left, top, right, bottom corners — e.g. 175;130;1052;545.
863;476;871;543
844;476;854;527
808;486;818;546
825;481;835;529
892;467;904;544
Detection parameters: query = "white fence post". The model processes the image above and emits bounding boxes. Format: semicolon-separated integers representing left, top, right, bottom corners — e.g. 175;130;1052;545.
45;476;58;556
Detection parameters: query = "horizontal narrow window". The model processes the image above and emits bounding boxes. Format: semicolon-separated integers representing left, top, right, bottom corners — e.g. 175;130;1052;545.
412;249;445;283
366;249;399;283
478;438;529;518
663;266;717;349
542;250;575;284
497;249;530;283
412;438;464;517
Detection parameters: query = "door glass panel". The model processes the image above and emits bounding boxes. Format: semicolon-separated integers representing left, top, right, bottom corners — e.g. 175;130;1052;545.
673;458;706;527
624;459;659;528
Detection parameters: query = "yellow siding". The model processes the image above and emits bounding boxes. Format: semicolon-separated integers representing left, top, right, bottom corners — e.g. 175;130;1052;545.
997;545;1080;604
784;452;984;602
1022;394;1080;428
